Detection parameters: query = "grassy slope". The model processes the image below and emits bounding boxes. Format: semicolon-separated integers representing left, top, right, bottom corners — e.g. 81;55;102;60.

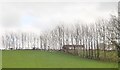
2;50;118;68
0;50;2;69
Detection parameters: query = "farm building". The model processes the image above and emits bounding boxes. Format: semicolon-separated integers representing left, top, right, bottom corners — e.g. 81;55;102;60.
62;45;84;55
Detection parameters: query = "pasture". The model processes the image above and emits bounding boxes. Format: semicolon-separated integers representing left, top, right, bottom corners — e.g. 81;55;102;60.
2;50;118;68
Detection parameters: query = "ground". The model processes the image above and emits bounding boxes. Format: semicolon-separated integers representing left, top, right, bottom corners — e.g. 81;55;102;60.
2;50;118;68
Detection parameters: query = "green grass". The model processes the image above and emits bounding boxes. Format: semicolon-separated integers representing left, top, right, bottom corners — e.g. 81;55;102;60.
2;50;118;68
0;50;2;69
118;54;120;70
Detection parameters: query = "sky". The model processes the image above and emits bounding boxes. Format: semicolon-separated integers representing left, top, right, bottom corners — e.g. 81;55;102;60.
0;0;118;34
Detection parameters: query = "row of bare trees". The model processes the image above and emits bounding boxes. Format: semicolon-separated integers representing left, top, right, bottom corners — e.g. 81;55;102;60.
1;15;120;62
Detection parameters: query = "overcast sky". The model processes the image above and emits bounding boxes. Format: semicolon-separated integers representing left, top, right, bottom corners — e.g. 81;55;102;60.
0;0;118;34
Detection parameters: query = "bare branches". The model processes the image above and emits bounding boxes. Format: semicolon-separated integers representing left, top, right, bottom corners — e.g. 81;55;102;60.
1;14;119;62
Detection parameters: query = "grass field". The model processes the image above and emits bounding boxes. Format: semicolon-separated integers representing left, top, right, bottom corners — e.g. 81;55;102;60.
2;50;118;68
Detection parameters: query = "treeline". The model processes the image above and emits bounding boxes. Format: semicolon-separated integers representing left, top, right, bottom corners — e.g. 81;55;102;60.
1;15;120;62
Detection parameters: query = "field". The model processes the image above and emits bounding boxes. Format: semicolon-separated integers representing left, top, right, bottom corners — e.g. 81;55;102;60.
2;50;118;68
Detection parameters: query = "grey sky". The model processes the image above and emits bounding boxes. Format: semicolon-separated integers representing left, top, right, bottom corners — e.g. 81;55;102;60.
0;0;118;34
0;0;119;2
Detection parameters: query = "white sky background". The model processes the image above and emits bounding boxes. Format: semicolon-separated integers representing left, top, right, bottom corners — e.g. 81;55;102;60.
0;1;118;33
